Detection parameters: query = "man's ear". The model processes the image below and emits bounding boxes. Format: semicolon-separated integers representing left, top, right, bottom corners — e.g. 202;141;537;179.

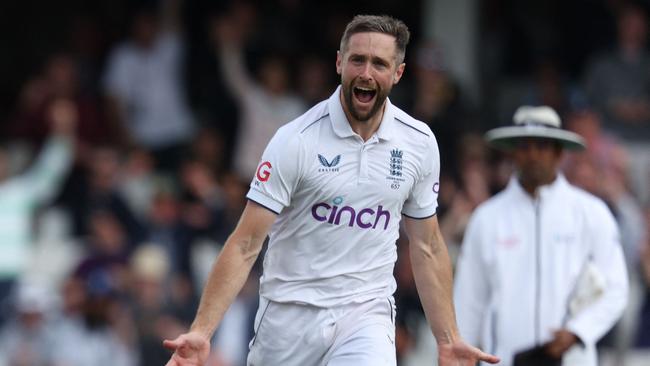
336;51;343;75
393;63;405;84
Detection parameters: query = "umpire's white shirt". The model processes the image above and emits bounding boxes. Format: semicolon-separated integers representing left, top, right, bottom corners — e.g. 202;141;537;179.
454;175;629;366
247;86;440;307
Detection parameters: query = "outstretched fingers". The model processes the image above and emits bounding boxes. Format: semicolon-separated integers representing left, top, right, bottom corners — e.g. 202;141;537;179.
165;357;179;366
163;336;185;351
477;349;500;364
163;332;211;366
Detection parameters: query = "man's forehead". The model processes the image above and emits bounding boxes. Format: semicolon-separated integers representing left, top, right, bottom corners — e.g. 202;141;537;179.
345;32;397;52
512;137;562;153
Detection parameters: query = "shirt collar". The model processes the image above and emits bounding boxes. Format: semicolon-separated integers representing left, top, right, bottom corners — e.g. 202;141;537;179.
538;173;568;198
327;85;395;141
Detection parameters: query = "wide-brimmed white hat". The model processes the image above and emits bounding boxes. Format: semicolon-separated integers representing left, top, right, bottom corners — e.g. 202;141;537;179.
485;106;586;150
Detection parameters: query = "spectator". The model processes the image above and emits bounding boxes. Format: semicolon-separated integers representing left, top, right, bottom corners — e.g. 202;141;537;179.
188;127;227;176
211;10;306;180
406;40;476;179
51;273;138;366
142;190;185;273
178;159;227;243
175;159;230;286
9;53;115;150
564;109;646;268
118;148;159;221
0;282;58;365
103;0;195;172
296;55;337;108
74;210;132;296
0;100;74;324
439;133;492;256
584;3;650;141
62;145;143;241
129;244;187;366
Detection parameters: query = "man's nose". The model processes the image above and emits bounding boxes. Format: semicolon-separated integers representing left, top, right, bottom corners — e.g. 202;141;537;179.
526;146;543;158
359;62;372;80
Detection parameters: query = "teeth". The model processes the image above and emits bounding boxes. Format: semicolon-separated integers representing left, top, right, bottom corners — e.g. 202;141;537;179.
356;86;374;92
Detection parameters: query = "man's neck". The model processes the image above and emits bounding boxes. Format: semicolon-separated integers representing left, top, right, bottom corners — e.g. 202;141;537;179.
518;173;558;198
340;92;385;142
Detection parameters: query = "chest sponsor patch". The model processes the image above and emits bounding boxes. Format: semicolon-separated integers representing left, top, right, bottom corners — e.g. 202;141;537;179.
318;154;341;172
311;196;390;230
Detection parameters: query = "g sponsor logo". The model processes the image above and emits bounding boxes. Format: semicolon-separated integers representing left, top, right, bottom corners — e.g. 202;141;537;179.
256;161;272;182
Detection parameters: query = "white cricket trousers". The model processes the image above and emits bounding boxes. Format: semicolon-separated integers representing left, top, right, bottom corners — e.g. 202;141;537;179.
246;296;397;366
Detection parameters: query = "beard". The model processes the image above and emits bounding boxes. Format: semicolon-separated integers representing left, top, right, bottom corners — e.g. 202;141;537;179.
342;79;391;122
518;164;556;190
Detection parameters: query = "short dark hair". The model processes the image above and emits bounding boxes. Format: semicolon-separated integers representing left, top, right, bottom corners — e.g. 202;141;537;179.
339;15;410;64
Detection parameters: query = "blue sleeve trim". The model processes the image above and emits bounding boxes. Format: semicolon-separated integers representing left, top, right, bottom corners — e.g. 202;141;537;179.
247;198;281;215
395;117;430;137
401;212;437;220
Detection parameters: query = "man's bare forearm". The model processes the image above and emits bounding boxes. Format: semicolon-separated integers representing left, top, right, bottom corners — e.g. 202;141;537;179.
189;232;264;340
410;229;459;345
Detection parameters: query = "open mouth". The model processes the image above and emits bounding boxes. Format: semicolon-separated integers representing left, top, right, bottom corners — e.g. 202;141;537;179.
353;86;377;104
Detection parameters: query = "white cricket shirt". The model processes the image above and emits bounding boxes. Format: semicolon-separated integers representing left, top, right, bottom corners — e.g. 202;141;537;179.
247;86;440;307
454;175;628;366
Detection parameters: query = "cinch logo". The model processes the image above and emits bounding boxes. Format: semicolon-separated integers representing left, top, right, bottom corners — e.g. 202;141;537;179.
311;200;390;230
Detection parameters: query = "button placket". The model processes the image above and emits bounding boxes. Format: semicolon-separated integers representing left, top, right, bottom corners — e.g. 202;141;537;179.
359;138;378;183
359;145;367;182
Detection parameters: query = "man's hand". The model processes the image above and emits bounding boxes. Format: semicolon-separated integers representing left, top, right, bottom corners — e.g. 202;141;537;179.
545;329;578;358
438;339;500;365
163;332;211;366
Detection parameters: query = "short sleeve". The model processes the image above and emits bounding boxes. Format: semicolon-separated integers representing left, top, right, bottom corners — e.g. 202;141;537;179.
246;126;302;214
402;135;440;218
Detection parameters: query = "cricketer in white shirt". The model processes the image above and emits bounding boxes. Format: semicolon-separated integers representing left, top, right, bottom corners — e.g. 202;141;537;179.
247;86;439;307
164;15;499;366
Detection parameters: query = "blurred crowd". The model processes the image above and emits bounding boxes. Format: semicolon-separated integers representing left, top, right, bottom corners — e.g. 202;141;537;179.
0;0;650;365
